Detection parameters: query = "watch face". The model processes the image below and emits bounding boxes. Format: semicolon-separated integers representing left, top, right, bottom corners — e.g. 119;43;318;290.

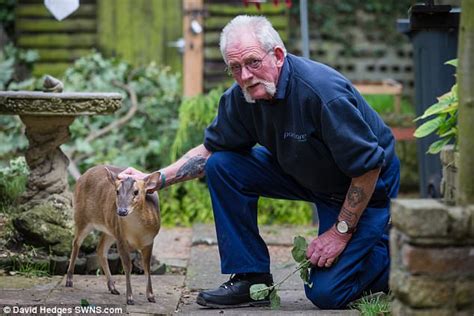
337;220;349;233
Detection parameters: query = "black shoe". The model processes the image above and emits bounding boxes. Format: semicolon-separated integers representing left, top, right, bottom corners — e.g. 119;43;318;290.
196;273;273;308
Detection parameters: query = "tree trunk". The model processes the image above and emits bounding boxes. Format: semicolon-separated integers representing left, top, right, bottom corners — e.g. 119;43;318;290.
457;0;474;205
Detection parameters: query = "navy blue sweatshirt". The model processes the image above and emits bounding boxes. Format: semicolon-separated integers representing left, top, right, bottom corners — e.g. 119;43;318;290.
204;54;397;205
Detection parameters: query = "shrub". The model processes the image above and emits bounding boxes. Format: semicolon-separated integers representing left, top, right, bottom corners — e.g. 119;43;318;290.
0;156;28;208
62;52;182;172
414;59;458;154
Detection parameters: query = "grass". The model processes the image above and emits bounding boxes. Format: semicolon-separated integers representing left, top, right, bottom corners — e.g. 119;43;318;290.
10;258;51;278
351;292;392;316
363;94;415;116
6;245;51;278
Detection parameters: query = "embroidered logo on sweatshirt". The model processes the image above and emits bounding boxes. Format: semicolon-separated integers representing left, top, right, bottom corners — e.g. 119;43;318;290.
283;132;307;142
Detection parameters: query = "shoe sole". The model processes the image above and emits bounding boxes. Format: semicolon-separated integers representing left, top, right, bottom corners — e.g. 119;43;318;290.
196;295;270;309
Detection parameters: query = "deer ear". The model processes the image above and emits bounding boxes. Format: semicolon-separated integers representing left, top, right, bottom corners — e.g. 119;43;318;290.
144;171;161;194
105;167;117;185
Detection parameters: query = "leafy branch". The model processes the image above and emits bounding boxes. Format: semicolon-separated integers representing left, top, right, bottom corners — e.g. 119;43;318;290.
414;59;458;154
250;236;313;309
65;81;139;180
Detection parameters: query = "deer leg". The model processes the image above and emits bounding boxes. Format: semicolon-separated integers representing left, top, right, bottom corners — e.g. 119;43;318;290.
97;233;119;295
66;224;92;287
141;243;155;303
117;240;134;305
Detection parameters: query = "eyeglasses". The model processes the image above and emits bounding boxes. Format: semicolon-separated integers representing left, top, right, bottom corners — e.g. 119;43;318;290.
225;50;273;76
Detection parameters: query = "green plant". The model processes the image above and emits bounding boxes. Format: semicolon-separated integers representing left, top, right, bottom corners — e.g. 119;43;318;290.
171;88;223;161
350;292;391;315
250;236;312;309
62;52;181;173
290;0;414;49
6;246;51;277
0;43;39;90
414;59;458;154
0;156;29;208
0;0;16;38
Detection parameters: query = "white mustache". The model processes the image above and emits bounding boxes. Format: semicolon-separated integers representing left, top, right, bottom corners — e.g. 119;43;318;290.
242;80;276;103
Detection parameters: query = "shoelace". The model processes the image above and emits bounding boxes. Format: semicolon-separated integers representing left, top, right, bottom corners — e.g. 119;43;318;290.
221;274;242;289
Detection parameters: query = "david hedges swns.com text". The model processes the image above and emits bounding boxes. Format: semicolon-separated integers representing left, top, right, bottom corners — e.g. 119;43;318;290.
2;305;124;315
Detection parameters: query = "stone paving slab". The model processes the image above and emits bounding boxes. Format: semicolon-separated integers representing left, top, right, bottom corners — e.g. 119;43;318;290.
0;276;63;306
46;275;184;315
186;245;304;292
177;290;359;315
184;245;305;310
153;227;192;269
192;224;317;246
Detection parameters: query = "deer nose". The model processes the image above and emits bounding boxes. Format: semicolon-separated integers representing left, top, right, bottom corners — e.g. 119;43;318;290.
117;208;128;217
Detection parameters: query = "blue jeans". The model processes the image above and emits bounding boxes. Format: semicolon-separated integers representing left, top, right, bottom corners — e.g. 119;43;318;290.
205;146;400;309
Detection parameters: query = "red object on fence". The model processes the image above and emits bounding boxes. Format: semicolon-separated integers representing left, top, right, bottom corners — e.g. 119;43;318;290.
243;0;292;9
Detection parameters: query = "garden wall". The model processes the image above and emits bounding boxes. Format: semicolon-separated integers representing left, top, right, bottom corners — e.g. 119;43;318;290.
390;199;474;315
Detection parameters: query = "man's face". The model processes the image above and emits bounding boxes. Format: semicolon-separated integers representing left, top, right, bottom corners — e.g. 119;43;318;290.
225;35;283;102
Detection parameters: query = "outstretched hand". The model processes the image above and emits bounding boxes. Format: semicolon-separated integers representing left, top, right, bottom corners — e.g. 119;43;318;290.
118;167;149;181
306;226;352;268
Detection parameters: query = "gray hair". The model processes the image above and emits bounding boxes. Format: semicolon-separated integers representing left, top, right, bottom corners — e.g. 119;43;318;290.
219;15;287;64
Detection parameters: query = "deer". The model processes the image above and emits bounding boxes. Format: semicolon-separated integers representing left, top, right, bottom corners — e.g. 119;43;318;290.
65;165;161;305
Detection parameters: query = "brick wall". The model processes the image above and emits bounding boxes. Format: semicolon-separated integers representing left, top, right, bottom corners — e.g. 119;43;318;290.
390;199;474;315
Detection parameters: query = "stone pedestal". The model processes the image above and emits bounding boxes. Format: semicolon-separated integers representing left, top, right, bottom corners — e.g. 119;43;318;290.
0;89;121;254
390;199;474;315
20;115;75;213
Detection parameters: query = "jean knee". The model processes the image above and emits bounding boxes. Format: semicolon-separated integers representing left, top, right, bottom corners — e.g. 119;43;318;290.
304;283;349;310
205;151;231;175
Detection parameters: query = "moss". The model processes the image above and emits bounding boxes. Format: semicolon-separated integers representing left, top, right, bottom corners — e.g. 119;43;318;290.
204;16;288;30
18;34;96;48
33;63;70;77
17;19;96;32
36;49;91;62
12;203;73;256
207;3;286;15
16;4;96;18
97;0;182;72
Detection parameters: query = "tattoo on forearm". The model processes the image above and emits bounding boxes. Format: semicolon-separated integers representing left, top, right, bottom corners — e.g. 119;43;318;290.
175;155;207;180
347;186;366;208
341;206;358;226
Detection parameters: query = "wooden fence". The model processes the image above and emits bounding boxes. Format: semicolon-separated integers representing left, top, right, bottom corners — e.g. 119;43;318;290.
15;0;182;77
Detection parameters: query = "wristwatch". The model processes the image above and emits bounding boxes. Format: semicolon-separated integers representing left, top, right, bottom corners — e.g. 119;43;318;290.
335;220;356;234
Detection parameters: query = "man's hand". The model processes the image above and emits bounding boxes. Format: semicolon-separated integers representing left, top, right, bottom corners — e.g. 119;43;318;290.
118;167;149;181
306;226;352;268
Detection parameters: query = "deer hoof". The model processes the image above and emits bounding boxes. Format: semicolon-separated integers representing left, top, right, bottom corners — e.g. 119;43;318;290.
127;299;135;305
110;289;120;295
147;296;156;303
65;280;73;287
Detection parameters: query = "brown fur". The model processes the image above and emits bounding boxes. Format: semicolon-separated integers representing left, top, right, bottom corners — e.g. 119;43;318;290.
65;165;161;305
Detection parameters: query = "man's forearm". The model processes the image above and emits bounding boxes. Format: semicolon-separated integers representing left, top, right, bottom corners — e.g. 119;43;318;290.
159;144;212;189
338;167;381;230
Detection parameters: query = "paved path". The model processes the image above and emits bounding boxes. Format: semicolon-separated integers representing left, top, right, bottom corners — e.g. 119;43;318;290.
0;225;359;315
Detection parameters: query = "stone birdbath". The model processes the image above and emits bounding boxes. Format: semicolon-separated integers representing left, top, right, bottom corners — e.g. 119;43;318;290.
0;76;122;254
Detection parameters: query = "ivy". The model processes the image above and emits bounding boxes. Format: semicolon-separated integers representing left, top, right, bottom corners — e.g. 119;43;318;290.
289;0;415;50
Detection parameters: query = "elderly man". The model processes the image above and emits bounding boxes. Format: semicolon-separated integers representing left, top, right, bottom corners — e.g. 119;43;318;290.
120;15;399;309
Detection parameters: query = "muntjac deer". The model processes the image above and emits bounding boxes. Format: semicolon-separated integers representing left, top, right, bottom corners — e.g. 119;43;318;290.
65;165;161;305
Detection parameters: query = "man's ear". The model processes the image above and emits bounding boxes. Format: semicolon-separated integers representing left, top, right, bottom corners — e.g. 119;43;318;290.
274;46;285;67
105;167;117;185
144;171;161;194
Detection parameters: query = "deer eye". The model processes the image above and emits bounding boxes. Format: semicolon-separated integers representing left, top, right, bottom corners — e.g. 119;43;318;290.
133;190;139;196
